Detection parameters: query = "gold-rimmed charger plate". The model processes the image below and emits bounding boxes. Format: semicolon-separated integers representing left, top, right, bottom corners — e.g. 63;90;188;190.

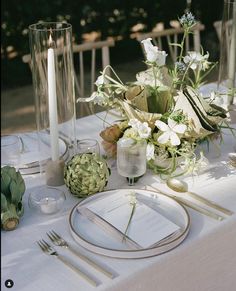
69;189;190;259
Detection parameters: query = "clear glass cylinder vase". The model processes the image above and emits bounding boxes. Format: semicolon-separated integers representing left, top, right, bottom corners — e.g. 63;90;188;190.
218;0;236;105
29;22;76;183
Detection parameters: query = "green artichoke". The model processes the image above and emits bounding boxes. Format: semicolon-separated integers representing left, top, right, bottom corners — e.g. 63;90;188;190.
1;166;26;231
64;153;111;197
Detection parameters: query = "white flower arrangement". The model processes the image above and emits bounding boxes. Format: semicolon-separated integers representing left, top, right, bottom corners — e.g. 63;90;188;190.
78;12;229;177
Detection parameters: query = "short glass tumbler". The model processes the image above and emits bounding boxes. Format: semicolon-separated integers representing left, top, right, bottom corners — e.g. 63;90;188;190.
117;138;147;185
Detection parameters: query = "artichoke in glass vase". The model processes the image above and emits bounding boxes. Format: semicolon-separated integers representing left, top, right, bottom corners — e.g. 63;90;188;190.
64;153;111;197
1;166;26;231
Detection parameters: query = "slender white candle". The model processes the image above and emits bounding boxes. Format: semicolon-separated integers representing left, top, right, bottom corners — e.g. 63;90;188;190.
47;35;60;161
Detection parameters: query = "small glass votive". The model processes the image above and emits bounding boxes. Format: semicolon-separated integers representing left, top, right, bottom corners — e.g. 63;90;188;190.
28;186;66;215
77;139;100;154
1;135;21;167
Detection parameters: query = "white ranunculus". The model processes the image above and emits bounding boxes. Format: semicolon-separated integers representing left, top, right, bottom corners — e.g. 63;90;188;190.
155;118;187;146
128;119;140;130
141;38;167;66
146;143;155;161
128;118;151;139
137;122;151;138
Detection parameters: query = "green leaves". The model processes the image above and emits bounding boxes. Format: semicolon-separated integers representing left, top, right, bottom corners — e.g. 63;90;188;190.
1;193;8;212
1;170;11;197
1;166;25;231
147;87;173;114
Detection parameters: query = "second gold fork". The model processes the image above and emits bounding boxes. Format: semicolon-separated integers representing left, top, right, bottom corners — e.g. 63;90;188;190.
47;230;117;279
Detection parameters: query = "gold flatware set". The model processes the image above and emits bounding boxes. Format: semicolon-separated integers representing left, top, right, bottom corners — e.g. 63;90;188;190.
37;230;117;287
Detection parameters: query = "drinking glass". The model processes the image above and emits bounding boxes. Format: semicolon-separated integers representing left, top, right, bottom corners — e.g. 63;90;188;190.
117;138;147;186
218;0;236;105
77;139;100;154
1;135;21;168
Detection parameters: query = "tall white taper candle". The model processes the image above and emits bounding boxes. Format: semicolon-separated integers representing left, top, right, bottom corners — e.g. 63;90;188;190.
47;35;60;161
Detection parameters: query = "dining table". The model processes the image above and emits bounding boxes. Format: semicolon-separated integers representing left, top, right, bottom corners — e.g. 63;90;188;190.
1;107;236;291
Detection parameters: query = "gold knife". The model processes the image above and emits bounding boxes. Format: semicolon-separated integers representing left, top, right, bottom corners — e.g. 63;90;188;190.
146;185;225;221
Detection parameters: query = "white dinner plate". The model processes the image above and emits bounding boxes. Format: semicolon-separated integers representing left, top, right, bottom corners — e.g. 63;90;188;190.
69;189;190;259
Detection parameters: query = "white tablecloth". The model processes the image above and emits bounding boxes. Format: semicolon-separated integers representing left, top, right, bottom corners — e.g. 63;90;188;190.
2;112;236;291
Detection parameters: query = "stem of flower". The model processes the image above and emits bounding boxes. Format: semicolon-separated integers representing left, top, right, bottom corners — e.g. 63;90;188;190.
123;201;136;240
194;66;201;89
152;65;157;88
178;29;188;62
180;62;192;90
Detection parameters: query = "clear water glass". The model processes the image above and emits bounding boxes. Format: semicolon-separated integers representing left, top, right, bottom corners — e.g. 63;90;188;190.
117;138;147;186
218;0;236;105
77;139;100;154
1;135;21;168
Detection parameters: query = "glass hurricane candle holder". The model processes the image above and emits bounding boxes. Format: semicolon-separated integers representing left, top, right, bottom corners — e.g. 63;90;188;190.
29;22;77;185
218;0;236;105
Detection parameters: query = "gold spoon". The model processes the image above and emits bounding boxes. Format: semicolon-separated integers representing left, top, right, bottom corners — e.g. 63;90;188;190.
166;178;234;216
228;153;236;167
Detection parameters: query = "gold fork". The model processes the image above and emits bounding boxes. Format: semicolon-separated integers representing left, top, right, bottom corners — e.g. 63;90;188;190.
47;230;117;279
37;239;100;287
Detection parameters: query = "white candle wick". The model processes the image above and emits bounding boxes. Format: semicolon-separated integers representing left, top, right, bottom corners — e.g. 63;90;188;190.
48;33;59;161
